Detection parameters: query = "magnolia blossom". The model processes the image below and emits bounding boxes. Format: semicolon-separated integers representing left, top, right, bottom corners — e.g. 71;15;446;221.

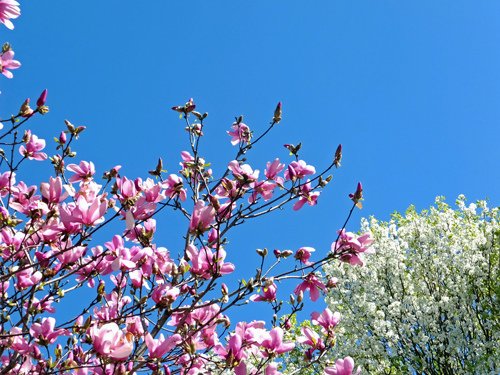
294;273;326;301
293;181;320;211
311;308;341;335
145;333;182;359
0;49;21;78
66;160;96;182
227;122;252;145
261;327;295;357
29;317;69;345
284;160;316;181
294;246;315;265
89;323;133;360
0;0;20;29
250;281;278;302
324;357;361;375
189;200;216;235
19;132;47;160
331;229;374;266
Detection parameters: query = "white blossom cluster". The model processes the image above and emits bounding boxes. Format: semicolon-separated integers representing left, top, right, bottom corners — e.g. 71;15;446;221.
324;196;499;374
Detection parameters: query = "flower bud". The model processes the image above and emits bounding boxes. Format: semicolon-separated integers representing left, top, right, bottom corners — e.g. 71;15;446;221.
349;181;363;208
59;131;67;144
334;144;342;168
2;43;11;53
37;89;48;107
256;248;268;257
97;280;105;296
326;277;338;289
38;105;49;115
19;99;34;117
297;290;304;303
273;101;282;124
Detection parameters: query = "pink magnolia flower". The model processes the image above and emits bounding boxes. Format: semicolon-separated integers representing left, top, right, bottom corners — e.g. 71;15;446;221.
0;49;20;78
186;244;235;279
311;308;341;335
297;326;324;351
145;333;182;359
19;132;47;160
284;160;316;181
40;176;68;204
151;283;180;306
264;158;285;184
227;122;252;145
189;200;215;235
249;180;277;203
294;273;326;302
126;316;146;337
163;174;187;201
250;281;277;302
332;229;374;266
295;246;315;265
214;333;246;371
59;195;107;227
261;327;295;357
9;327;32;355
89;322;133;360
115;176;138;201
0;0;20;30
15;267;42;290
324;357;361;375
24;296;55;314
29;317;69;345
293;180;320;211
55;240;87;266
0;171;15;197
228;160;259;185
66;161;96;183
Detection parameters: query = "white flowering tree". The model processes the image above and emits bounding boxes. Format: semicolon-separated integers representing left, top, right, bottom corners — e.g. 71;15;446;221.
323;196;499;374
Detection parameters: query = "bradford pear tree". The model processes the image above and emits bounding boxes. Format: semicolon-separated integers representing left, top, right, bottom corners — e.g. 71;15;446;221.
323;196;499;374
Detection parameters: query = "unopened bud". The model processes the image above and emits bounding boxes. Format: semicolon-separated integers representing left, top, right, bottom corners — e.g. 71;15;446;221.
273;101;282;124
97;280;105;296
19;99;34;117
256;248;268;257
37;89;48;107
65;120;75;133
59;132;67;144
281;250;293;258
334;144;342;168
38;105;49;115
326;277;338;289
297;290;304;303
2;43;11;53
284;319;292;330
221;283;228;296
149;157;164;177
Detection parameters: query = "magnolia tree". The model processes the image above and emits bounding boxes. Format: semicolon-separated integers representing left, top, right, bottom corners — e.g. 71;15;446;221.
0;3;374;375
323;196;499;374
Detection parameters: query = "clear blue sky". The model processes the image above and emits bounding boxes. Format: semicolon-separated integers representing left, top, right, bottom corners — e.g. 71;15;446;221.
1;2;499;321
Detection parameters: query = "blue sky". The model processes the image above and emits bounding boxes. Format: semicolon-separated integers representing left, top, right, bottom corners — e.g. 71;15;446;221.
1;2;499;322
